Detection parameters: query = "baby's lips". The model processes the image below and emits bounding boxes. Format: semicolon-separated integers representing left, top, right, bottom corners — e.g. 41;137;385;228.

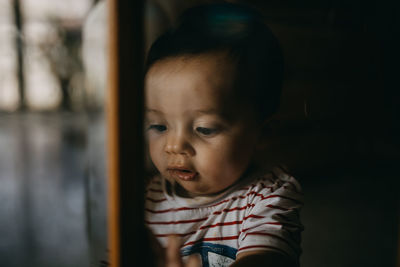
167;168;198;181
167;164;195;172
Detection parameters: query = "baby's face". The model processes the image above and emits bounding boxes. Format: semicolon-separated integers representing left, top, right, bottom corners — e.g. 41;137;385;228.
145;52;261;196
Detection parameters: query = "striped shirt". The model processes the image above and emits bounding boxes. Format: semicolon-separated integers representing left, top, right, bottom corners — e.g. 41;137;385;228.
145;166;304;266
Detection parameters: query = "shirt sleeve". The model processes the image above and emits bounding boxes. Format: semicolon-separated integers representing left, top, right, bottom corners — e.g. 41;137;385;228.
237;167;304;262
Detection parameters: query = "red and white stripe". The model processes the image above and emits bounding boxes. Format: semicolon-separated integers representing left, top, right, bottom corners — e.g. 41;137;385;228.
145;166;304;261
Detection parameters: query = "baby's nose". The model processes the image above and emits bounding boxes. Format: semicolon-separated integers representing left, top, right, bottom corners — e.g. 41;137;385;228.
164;134;194;156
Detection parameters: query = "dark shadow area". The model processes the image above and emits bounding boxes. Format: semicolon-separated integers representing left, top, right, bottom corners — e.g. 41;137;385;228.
246;1;399;266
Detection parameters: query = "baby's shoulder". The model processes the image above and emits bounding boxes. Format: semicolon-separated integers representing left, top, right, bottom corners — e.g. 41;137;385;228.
238;166;303;202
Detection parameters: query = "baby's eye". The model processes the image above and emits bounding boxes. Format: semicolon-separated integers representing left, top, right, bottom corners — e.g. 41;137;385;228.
195;127;218;136
148;124;167;132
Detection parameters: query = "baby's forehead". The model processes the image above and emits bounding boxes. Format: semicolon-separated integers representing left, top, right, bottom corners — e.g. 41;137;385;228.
147;53;237;93
145;53;254;119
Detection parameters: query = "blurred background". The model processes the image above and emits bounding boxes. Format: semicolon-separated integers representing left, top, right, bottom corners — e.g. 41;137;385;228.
0;0;398;266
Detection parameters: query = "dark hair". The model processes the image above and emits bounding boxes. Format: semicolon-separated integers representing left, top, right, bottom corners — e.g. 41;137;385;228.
145;3;284;120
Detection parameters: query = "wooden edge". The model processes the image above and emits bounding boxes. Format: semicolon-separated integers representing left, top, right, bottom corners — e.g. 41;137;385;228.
106;0;120;266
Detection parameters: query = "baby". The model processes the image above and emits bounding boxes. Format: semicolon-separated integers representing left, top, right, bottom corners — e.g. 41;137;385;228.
144;3;303;267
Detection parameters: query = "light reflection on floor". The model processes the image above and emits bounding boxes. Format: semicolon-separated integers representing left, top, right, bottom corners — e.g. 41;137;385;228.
0;112;107;267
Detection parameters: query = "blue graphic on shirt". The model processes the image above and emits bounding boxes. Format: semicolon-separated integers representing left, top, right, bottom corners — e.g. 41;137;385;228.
181;242;237;267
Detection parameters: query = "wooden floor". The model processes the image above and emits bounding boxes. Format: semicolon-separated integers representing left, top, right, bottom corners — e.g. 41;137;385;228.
0;112;107;267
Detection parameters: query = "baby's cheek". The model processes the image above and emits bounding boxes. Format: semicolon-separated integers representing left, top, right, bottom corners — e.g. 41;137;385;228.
200;151;243;183
222;144;254;176
198;154;220;175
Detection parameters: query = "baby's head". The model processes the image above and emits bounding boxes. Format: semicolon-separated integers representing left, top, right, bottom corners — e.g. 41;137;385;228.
144;3;283;197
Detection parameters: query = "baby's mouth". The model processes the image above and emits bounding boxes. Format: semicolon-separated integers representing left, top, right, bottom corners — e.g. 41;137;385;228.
167;167;198;181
